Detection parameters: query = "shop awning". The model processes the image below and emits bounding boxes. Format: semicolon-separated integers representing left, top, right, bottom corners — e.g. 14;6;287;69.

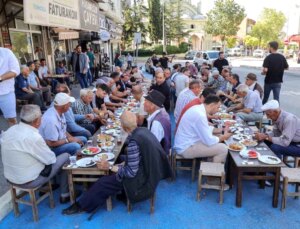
288;34;300;42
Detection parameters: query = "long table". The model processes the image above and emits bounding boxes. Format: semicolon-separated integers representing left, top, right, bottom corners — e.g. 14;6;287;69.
63;128;127;207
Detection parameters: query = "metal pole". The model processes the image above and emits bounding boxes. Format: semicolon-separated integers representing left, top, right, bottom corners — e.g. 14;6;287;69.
162;0;166;53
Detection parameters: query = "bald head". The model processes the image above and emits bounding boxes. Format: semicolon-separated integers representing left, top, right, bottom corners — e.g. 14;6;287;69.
120;111;137;133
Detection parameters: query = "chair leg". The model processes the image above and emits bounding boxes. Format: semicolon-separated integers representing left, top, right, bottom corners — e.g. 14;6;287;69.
172;156;177;181
219;173;225;204
29;190;39;222
281;177;288;211
48;182;55;209
127;198;132;213
197;171;202;201
10;187;20;217
191;159;196;182
150;193;155;214
295;183;300;200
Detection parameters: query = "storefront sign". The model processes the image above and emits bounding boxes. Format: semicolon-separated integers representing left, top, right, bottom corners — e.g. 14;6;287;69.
59;31;79;40
79;0;99;31
99;30;110;41
99;14;108;30
24;0;80;29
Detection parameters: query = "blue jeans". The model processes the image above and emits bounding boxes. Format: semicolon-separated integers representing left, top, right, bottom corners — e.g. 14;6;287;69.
269;143;300;158
262;83;281;104
87;69;93;86
76;72;88;88
51;136;87;156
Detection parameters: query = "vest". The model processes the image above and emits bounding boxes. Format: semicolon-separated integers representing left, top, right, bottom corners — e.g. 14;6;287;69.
150;109;171;155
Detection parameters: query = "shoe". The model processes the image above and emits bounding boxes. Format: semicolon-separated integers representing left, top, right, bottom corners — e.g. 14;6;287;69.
265;181;272;187
62;203;84;215
60;190;82;204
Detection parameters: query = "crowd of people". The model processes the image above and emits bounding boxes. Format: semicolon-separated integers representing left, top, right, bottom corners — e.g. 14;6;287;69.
0;40;299;218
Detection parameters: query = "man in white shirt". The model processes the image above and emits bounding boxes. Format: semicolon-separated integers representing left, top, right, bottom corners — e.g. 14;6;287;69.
174;80;202;123
0;47;20;126
174;67;190;97
174;95;232;162
1;105;70;202
132;85;147;126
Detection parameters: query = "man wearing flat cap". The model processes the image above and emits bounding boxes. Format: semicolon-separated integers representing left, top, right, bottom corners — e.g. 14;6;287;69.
255;100;300;158
245;73;263;99
144;90;171;155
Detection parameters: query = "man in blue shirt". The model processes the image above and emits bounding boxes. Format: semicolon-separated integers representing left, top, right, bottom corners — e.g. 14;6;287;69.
15;65;46;111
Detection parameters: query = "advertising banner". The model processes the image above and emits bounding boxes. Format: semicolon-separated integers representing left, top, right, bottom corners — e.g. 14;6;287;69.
79;0;100;31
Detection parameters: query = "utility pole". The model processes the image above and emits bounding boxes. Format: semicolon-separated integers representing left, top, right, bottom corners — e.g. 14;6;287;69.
162;0;166;53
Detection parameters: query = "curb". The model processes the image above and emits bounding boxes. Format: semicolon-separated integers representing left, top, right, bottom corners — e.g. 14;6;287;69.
240;65;300;77
0;190;13;222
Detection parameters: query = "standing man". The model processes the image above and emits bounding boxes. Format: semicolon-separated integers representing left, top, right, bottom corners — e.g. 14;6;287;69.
72;45;88;88
159;52;170;69
127;53;133;68
213;51;229;74
262;41;289;104
0;47;20;126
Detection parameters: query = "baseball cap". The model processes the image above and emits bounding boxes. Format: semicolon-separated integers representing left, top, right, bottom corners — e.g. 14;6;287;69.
261;100;279;111
54;93;75;106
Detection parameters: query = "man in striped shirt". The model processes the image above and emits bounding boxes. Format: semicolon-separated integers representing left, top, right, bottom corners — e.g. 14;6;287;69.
174;80;203;123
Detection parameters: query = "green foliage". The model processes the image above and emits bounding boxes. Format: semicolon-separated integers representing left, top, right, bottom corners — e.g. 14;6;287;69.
204;0;245;42
243;35;260;48
226;37;237;48
250;8;286;48
148;0;162;42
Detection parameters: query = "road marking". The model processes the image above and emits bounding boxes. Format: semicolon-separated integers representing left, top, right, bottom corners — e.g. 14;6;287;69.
280;91;300;96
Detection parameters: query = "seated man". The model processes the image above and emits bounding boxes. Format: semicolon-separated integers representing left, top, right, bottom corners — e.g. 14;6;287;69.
62;111;172;215
116;71;132;94
255;100;300;158
1;105;70;202
174;80;202;123
206;69;227;93
150;71;170;112
56;84;92;139
39;93;87;156
131;66;144;81
228;84;263;122
55;61;71;86
92;83;114;119
220;73;241;106
72;89;102;134
144;90;171;155
132;85;147;126
174;95;231;162
27;61;51;105
15;65;46;111
245;73;263;99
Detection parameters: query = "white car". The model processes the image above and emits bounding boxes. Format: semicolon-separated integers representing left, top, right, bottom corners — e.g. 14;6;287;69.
253;49;265;58
228;48;242;57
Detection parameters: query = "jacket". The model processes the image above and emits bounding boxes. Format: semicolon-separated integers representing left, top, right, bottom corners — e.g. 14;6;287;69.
72;52;88;74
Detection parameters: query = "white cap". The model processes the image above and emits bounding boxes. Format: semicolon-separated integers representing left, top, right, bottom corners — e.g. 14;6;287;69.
212;69;219;76
261;100;279;111
54;93;75;106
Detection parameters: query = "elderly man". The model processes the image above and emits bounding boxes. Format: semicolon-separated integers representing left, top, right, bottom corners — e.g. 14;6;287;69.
0;47;20;126
132;85;147;126
1;105;70;203
72;89;103;134
245;73;264;99
228;84;263;122
174;95;231;162
144;90;171;155
62;111;172;215
39;93;87;156
174;80;202;123
206;69;227;93
56;84;92;139
15;65;46;111
255;100;300;158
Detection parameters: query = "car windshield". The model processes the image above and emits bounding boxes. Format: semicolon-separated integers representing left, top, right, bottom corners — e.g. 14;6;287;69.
207;52;219;59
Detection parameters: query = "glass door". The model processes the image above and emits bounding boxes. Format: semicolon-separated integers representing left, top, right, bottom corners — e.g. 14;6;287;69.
10;31;34;64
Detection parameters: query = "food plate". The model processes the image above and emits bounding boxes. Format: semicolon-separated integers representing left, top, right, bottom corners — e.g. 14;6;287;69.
239;149;260;159
258;155;281;165
81;147;101;155
76;158;96;167
98;141;115;150
233;134;247;141
239;139;258;147
228;143;246;152
105;129;121;136
223;120;237;127
93;153;115;162
97;134;114;142
218;113;233;120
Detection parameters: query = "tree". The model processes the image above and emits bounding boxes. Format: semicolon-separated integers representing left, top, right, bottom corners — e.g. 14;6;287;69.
148;0;162;43
250;8;286;48
225;37;237;48
244;35;260;48
204;0;245;47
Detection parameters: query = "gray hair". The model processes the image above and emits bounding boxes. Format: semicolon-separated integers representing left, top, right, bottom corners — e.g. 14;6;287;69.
236;84;249;93
80;88;94;97
120;110;137;131
20;65;29;73
20;105;41;123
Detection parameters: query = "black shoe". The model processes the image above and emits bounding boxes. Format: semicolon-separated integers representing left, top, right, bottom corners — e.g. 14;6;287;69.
62;203;84;215
60;190;82;204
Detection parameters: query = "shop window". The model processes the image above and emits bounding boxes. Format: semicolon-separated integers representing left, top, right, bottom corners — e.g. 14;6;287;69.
10;31;33;65
15;19;29;30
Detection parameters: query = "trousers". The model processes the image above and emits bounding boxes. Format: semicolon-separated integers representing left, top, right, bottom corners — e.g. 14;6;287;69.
51;136;87;156
262;82;281;104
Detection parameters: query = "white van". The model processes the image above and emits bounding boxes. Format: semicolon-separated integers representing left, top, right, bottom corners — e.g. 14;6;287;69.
228;48;242;57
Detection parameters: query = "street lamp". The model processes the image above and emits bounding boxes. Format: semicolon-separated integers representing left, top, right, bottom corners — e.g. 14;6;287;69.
162;0;166;53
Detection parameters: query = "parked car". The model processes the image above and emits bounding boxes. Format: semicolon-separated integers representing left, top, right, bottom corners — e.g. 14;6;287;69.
253;49;265;58
184;50;197;60
227;48;242;57
202;50;220;66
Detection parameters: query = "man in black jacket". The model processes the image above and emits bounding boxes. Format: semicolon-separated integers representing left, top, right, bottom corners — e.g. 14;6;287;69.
62;111;172;215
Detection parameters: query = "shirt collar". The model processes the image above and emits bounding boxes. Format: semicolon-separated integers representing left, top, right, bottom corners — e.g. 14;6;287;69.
147;109;161;122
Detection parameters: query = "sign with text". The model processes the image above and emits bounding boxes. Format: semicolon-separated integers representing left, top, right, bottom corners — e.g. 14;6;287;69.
24;0;80;29
79;0;99;31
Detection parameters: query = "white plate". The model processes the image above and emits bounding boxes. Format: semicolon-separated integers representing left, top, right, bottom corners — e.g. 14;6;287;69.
81;147;101;155
99;142;116;151
239;149;260;159
258;155;281;165
76;158;96;167
239;140;258;147
228;143;246;152
93;153;115;162
97;135;115;143
105;129;121;136
233;134;247;141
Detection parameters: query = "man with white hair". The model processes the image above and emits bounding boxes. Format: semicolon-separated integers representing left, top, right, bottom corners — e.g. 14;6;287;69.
0;47;20;126
1;105;70;203
255;100;300;158
62;111;172;216
39;93;87;156
227;84;263;122
206;69;227;93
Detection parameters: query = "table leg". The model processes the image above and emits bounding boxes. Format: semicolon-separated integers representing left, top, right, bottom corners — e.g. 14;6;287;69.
67;171;75;204
272;168;280;208
236;170;243;207
259;172;266;189
228;154;234;189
